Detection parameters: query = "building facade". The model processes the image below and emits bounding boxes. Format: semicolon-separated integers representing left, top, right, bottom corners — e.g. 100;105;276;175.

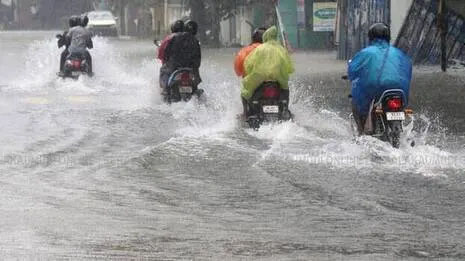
220;1;275;47
276;0;337;49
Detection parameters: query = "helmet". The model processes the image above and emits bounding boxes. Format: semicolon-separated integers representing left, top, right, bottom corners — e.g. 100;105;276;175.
81;15;89;27
69;15;80;28
171;20;184;33
368;23;391;42
252;27;267;43
185;20;198;36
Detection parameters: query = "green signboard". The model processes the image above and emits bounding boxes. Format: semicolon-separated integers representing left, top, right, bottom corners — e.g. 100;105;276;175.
313;2;337;32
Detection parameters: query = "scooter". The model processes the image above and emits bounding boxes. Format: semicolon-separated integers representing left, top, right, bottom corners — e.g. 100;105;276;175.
245;81;292;130
163;68;204;103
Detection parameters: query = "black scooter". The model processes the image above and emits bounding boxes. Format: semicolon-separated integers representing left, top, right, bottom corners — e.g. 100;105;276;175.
245;81;292;130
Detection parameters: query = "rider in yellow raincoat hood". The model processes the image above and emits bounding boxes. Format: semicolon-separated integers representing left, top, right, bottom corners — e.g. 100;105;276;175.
241;26;294;100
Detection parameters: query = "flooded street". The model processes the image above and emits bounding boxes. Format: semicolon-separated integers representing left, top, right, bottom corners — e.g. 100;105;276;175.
0;31;464;260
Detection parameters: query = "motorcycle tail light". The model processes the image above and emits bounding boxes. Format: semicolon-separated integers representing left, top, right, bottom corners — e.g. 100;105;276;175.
72;60;81;69
386;98;403;111
263;86;280;99
181;72;191;85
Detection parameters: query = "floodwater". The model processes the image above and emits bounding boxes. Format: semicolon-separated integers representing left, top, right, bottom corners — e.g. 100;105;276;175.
0;31;464;260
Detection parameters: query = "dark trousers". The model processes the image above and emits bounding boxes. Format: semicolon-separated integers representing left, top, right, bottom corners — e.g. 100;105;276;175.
242;97;249;117
84;51;93;73
352;103;367;135
193;67;202;86
60;49;69;72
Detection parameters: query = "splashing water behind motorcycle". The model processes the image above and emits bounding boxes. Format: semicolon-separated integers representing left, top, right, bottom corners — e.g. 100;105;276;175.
0;32;464;259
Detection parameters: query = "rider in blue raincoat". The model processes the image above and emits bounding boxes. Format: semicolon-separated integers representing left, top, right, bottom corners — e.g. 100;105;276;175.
348;23;412;134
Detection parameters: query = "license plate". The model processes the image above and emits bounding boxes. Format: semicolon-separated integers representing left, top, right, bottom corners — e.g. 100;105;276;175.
386;112;405;121
262;105;279;114
179;86;192;93
71;71;80;76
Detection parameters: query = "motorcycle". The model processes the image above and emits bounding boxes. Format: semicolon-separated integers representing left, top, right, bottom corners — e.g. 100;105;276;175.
344;76;413;148
367;89;414;148
163;68;204;103
56;34;92;79
60;53;92;79
245;81;292;130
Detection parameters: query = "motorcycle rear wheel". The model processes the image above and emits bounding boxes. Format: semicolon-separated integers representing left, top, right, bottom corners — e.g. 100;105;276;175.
388;121;403;149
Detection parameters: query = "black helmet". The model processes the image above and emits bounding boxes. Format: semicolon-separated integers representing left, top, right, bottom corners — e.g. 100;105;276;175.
185;20;198;36
368;23;391;42
171;20;184;33
81;15;89;27
69;15;80;28
252;27;267;43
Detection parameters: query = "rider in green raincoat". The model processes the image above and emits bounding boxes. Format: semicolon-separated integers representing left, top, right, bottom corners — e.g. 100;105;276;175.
241;26;294;100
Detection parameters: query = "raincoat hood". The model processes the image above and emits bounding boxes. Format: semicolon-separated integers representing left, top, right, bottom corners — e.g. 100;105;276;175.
241;25;294;100
262;26;278;43
369;38;390;48
348;41;412;116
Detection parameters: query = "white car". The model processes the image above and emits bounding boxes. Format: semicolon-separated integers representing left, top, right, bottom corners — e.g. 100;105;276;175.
86;11;118;37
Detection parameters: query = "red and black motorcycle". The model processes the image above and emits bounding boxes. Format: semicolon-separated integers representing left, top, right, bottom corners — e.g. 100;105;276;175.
61;53;91;79
245;81;292;130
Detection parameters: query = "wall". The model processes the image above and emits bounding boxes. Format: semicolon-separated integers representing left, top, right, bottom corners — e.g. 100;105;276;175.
396;0;465;64
448;0;465;18
337;0;391;60
14;0;35;29
391;0;413;42
220;5;266;47
277;0;298;48
301;0;336;49
150;2;165;37
276;0;337;49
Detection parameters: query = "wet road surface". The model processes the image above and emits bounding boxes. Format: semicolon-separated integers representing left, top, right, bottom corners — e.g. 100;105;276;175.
0;31;464;260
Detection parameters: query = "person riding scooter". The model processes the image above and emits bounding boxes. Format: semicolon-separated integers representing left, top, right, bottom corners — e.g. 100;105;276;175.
241;26;294;117
65;14;94;75
158;20;184;91
158;20;184;65
57;16;80;74
79;14;93;74
234;27;266;77
235;27;267;116
185;20;202;86
348;23;412;135
161;20;202;96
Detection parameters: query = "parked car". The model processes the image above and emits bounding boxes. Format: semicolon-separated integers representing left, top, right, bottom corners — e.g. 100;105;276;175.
86;11;118;37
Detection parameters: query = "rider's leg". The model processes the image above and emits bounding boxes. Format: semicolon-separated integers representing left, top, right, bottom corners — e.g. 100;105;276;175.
193;67;202;86
352;103;367;135
159;70;169;95
85;51;92;74
60;49;68;72
241;97;249;117
280;89;290;100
